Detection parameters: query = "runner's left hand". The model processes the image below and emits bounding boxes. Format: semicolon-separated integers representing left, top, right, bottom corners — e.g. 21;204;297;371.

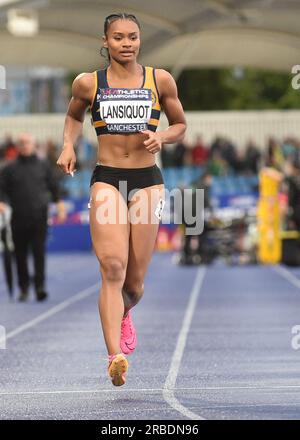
140;130;163;154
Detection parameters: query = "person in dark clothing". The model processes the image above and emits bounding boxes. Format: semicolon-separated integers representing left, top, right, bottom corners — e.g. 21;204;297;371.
221;138;238;172
0;133;66;302
284;158;300;230
244;139;261;175
173;140;187;167
180;172;213;264
160;144;174;168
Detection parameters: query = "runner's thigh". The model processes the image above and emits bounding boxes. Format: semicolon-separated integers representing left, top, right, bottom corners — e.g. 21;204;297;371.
89;182;130;271
125;184;165;283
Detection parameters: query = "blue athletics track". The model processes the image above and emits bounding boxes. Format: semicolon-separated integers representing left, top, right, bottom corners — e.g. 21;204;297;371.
0;252;300;420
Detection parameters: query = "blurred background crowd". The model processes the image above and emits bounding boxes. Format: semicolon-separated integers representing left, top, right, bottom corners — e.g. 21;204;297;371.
2;132;300;183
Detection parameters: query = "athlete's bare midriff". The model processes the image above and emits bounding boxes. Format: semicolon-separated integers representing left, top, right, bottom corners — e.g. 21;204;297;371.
95;133;156;168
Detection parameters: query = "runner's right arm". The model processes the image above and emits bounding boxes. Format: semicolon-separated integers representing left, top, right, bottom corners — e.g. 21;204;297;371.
57;73;94;175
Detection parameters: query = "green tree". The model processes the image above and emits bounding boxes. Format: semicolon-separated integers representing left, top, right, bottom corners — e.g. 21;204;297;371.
176;67;299;110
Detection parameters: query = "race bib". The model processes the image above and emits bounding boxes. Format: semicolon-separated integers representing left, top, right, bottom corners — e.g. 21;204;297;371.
97;88;153;133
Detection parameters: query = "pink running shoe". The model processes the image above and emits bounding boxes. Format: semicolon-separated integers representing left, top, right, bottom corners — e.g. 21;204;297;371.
120;310;137;355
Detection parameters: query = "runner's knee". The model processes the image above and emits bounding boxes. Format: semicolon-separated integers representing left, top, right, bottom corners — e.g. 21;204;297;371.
100;256;127;283
123;278;144;298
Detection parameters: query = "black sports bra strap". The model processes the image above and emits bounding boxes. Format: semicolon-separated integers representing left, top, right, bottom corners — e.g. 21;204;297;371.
97;69;107;89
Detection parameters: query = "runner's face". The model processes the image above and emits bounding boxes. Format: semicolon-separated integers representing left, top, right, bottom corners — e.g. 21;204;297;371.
104;19;140;63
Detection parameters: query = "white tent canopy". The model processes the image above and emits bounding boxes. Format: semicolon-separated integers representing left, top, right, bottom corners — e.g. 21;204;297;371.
0;0;299;74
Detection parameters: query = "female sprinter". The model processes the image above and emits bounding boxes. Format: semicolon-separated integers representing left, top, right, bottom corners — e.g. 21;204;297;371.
57;12;186;387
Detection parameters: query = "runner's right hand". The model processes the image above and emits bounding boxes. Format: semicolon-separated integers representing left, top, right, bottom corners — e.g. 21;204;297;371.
56;147;77;175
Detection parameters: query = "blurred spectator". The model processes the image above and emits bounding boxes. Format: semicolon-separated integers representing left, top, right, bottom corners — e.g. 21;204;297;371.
244;139;261;174
192;171;212;217
191;135;209;166
283;158;300;230
207;151;228;176
173;138;188;167
234;149;246;174
210;136;238;173
0;135;18;162
221;137;238;172
180;172;213;264
210;136;223;158
282;136;297;160
160;144;174;168
0;133;66;302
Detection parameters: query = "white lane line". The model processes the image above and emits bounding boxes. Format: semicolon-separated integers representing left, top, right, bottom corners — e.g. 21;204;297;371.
3;383;300;397
0;388;163;396
0;282;99;345
163;267;207;421
272;264;300;289
177;384;300;391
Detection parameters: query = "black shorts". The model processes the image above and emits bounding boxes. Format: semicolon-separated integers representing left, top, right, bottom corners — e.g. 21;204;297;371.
89;163;164;204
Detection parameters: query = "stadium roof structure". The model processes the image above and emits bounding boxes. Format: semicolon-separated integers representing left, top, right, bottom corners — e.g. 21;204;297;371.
0;0;299;76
